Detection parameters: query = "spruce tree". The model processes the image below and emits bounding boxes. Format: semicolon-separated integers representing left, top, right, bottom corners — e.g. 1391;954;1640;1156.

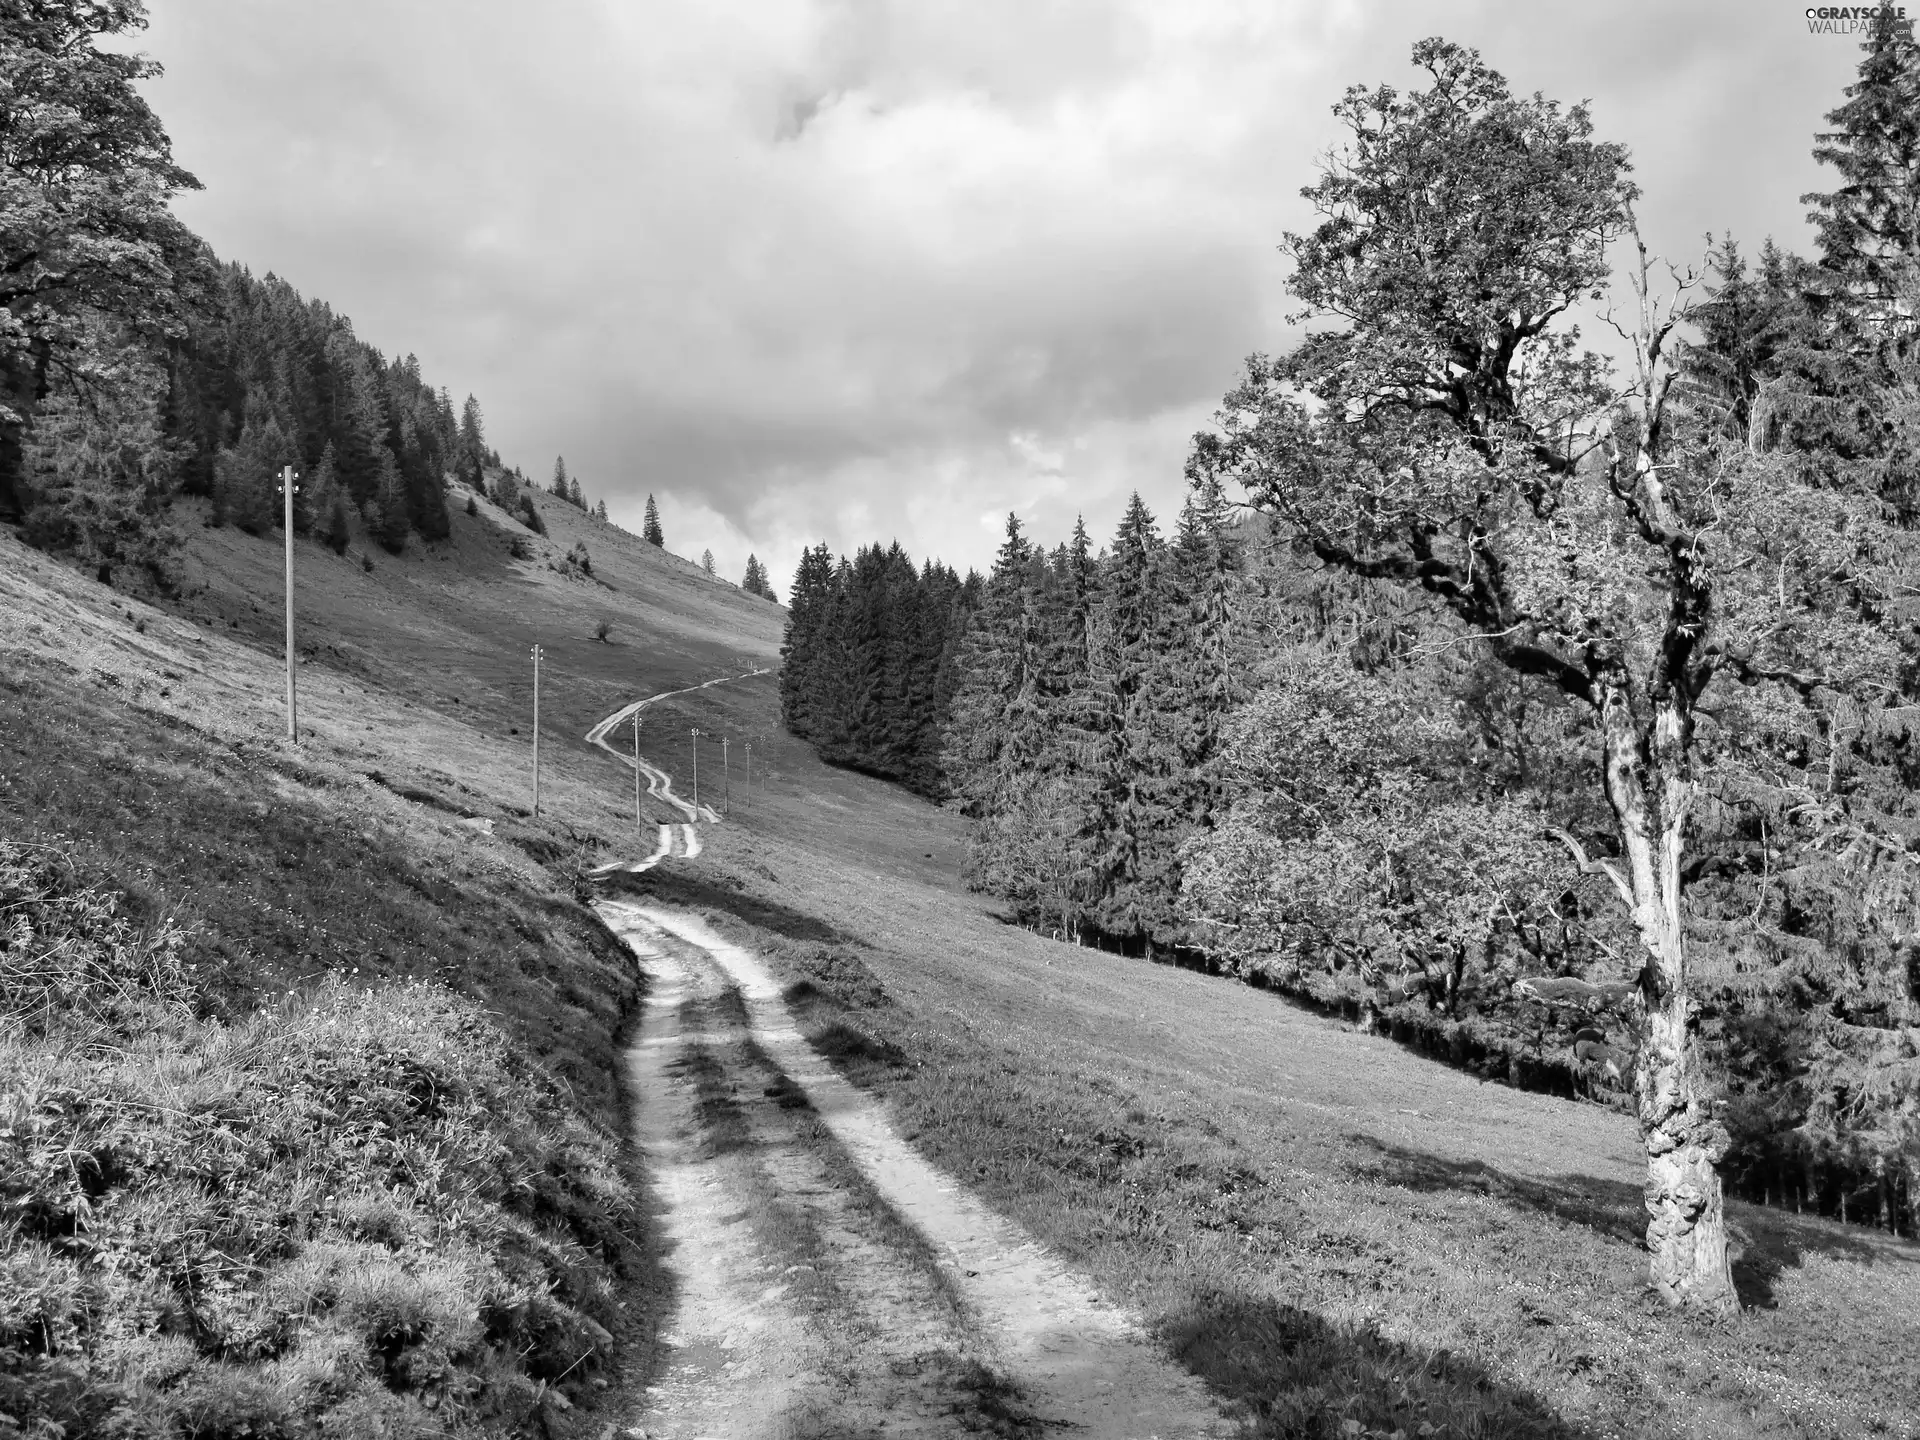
594;497;608;521
492;465;520;515
1089;493;1178;947
551;455;569;498
701;547;715;575
459;394;485;466
945;515;1052;892
371;446;410;553
743;553;766;595
20;371;179;588
1803;10;1920;304
780;543;836;737
643;493;664;546
214;394;294;536
307;442;351;554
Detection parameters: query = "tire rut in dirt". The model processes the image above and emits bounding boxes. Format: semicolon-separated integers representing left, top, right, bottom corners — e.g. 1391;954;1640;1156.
631;920;1036;1438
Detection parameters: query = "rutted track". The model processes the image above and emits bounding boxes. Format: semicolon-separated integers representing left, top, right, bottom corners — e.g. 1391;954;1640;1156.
599;897;1237;1439
585;668;767;875
609;911;1035;1437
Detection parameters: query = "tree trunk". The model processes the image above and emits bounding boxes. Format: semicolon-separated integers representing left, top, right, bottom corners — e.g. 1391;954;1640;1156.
1602;687;1738;1312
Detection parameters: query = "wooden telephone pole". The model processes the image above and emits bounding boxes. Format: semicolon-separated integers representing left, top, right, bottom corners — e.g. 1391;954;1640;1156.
531;644;543;816
632;712;643;829
277;465;299;742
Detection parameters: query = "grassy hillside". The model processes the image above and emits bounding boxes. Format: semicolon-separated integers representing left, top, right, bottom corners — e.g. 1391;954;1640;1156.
0;492;795;1436
6;484;1918;1439
615;805;1920;1440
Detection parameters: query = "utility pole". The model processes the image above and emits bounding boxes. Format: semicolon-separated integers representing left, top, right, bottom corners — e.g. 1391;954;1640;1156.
690;728;701;810
641;714;656;829
277;465;299;742
531;644;543;816
742;742;751;813
721;735;730;815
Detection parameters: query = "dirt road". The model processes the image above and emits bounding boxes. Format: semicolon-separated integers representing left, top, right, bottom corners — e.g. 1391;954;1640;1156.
585;670;768;875
598;895;1236;1438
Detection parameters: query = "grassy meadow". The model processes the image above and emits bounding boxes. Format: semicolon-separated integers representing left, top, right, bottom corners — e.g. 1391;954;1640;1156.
610;803;1920;1440
0;491;788;1435
5;484;1918;1438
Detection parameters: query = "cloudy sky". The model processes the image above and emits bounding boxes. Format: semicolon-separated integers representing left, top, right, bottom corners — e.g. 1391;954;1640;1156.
134;0;1867;589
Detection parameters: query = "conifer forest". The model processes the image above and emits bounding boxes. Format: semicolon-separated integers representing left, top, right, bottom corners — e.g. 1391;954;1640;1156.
779;24;1920;1289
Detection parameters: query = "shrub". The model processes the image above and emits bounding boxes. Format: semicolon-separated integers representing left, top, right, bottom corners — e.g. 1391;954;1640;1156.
0;843;639;1437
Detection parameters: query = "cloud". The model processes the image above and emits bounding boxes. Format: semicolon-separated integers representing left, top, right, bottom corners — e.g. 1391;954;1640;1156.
138;0;1864;585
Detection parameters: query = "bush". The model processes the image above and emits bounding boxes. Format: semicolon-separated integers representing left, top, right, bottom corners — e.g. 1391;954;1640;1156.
0;843;639;1437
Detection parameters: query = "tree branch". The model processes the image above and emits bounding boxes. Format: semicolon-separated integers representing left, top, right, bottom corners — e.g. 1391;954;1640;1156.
1545;826;1635;910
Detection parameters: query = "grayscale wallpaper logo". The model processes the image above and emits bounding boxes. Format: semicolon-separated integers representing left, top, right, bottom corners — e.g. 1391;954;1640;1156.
1806;4;1908;30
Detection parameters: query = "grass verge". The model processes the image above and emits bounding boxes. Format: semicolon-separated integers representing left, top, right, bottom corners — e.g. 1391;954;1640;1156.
0;842;643;1437
693;910;1920;1440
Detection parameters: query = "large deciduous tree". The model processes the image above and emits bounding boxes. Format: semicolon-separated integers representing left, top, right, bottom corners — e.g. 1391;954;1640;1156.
1;0;200;517
1190;38;1908;1311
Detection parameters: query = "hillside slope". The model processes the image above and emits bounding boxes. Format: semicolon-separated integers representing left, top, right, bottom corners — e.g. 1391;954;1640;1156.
5;484;1918;1438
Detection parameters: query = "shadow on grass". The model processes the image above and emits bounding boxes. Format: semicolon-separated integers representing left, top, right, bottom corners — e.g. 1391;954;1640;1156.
1161;1287;1595;1439
599;865;861;946
1347;1135;1901;1310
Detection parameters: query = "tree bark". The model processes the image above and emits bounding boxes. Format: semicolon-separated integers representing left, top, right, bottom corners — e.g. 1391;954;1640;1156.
1601;684;1738;1312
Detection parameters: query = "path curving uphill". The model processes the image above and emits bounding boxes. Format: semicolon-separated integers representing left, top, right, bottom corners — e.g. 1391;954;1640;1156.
584;667;769;876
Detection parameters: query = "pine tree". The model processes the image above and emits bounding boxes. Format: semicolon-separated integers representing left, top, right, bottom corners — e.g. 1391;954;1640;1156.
945;515;1051;877
492;465;520;515
781;544;837;737
306;441;350;554
213;394;294;536
20;369;179;588
328;337;390;515
551;455;569;498
1803;10;1920;304
518;492;546;535
371;445;410;554
568;475;586;510
1089;493;1177;947
701;547;716;575
743;554;766;595
594;497;608;521
643;493;664;546
459;394;485;466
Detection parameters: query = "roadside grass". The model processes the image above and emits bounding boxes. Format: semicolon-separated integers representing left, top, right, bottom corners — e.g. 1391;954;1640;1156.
0;842;640;1438
0;653;637;1124
0;533;684;1435
665;868;1920;1440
